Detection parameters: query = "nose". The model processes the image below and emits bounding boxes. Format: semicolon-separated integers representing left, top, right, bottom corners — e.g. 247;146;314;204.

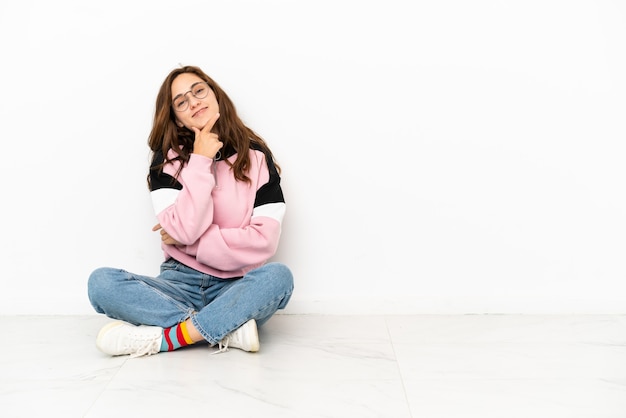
188;94;201;109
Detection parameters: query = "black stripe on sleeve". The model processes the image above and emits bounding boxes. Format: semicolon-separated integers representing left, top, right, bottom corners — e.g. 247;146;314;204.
254;150;285;208
149;151;183;192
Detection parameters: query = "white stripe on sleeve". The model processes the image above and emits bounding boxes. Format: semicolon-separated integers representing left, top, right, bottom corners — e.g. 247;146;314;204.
151;188;180;215
252;202;286;224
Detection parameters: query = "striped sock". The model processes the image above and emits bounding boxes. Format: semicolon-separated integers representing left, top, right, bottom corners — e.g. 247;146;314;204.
160;321;195;352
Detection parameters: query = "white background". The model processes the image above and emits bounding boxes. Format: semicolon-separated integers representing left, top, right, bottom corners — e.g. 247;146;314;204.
0;0;624;315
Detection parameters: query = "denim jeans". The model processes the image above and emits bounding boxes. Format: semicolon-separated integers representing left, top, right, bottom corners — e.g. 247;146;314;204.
88;259;294;345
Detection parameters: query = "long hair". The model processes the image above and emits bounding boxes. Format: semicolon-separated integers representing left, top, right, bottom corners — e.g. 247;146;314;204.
147;65;280;187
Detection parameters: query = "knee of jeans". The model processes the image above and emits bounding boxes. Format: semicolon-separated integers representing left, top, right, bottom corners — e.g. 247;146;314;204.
264;264;294;309
87;267;120;306
266;263;294;291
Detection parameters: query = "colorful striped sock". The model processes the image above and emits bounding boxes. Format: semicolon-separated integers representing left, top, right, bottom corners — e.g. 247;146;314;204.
160;321;195;352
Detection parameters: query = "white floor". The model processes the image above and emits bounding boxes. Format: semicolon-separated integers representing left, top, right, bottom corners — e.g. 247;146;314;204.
1;314;626;417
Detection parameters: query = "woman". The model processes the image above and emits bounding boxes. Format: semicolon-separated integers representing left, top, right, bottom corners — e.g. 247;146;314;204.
88;65;294;357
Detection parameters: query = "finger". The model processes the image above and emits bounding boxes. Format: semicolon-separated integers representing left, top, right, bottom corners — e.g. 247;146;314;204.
201;112;220;133
152;223;162;231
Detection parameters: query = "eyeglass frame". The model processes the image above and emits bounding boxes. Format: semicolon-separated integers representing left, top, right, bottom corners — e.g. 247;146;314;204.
171;81;211;112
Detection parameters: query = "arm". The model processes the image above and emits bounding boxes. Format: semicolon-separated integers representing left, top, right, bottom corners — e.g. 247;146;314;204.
185;150;286;272
150;112;223;245
149;152;217;245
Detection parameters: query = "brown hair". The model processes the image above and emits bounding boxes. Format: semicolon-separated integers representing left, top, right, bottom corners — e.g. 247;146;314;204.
147;65;280;187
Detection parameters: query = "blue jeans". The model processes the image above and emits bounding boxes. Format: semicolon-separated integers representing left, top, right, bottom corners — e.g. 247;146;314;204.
88;259;294;345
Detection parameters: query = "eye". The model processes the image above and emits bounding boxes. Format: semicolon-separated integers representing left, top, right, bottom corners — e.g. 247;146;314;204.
174;99;187;110
193;86;206;95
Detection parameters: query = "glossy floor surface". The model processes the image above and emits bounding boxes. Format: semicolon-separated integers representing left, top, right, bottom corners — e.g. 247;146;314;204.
1;314;625;417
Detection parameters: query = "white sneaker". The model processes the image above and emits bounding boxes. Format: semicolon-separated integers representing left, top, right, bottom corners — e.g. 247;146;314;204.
96;321;162;358
213;319;259;354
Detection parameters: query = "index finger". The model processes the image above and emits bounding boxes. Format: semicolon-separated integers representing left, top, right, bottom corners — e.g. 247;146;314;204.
202;112;220;133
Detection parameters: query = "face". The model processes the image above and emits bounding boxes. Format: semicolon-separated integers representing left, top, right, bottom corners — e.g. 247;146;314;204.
171;72;220;131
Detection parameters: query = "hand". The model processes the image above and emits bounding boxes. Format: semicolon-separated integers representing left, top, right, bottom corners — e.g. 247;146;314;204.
191;112;223;159
152;223;182;246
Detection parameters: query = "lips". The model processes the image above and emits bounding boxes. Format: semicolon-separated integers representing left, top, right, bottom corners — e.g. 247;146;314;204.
192;107;208;118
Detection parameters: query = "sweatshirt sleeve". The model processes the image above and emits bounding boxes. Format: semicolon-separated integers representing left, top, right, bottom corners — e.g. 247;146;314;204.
149;151;217;245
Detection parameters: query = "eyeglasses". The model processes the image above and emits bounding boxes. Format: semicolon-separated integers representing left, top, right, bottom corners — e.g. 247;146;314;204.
172;82;210;112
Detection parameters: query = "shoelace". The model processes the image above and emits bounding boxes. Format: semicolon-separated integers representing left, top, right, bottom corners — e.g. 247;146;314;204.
127;334;161;358
211;336;230;355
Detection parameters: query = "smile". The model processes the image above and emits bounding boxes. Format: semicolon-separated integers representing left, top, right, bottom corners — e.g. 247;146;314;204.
192;107;208;118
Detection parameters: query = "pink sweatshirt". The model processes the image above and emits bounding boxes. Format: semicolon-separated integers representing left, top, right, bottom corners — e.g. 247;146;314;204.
148;146;285;278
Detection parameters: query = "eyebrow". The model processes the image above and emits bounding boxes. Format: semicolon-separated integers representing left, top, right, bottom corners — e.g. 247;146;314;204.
172;81;205;101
